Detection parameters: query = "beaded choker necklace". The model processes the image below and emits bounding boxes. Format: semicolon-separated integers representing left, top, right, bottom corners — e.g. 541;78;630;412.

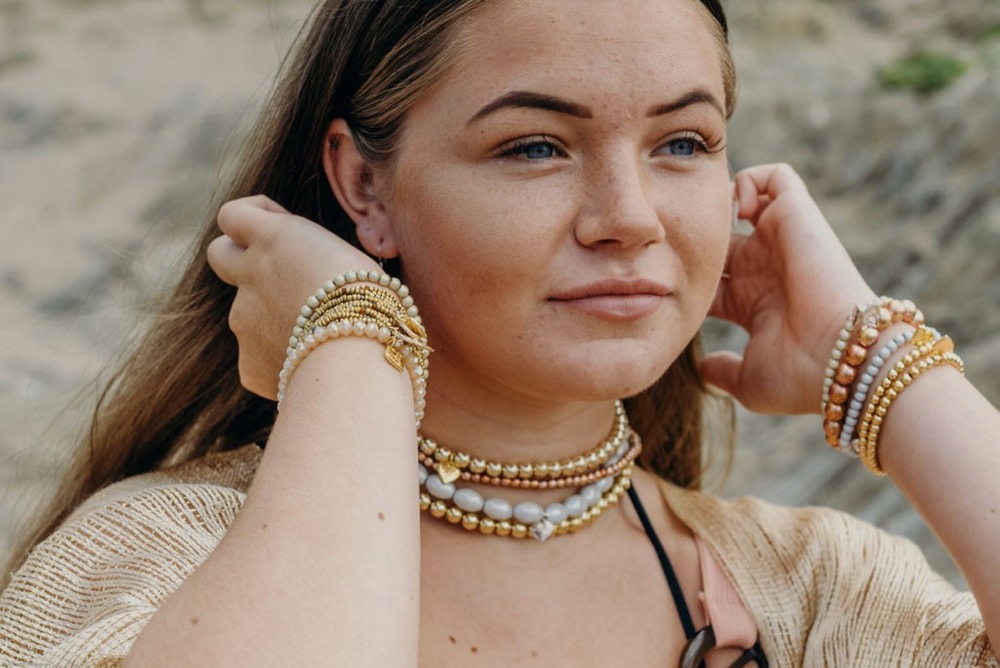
416;400;639;542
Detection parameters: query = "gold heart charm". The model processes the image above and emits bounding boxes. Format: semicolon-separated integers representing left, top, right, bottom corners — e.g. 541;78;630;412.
384;344;405;372
438;463;461;484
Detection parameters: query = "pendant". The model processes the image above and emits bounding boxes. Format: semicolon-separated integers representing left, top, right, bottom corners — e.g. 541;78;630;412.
438;462;461;484
384;344;405;371
529;518;556;543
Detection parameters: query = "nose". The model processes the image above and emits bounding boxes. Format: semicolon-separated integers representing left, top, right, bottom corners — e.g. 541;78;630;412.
574;155;665;250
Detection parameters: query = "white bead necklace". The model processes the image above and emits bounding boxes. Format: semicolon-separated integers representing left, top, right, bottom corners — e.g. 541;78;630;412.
418;431;639;542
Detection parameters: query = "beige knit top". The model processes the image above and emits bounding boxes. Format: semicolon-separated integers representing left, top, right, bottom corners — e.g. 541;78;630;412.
0;445;995;667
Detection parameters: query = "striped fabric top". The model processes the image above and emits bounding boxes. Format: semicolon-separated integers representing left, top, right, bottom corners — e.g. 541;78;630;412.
0;445;995;666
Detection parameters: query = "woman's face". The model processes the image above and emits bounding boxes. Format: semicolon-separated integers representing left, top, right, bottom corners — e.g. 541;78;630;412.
380;0;731;406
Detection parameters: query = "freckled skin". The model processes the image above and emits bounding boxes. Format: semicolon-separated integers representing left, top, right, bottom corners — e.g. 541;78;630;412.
400;0;735;665
379;0;731;418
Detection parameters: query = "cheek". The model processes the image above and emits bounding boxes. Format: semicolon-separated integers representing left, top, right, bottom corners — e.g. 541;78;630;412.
391;171;563;292
664;183;732;288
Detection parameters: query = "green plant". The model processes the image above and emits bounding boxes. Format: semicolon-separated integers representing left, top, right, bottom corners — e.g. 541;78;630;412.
878;51;967;94
975;20;1000;42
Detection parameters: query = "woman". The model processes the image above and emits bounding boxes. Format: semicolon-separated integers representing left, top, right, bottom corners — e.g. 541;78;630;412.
1;0;997;665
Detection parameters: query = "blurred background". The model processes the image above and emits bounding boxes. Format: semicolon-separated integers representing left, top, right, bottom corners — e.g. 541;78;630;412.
1;0;998;585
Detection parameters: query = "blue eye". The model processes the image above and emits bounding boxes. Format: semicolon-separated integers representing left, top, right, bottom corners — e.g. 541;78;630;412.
666;137;700;156
522;142;556;159
500;137;562;160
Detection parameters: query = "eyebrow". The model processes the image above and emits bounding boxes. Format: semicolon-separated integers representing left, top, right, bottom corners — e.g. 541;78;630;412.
647;88;726;119
467;91;592;125
467;88;726;126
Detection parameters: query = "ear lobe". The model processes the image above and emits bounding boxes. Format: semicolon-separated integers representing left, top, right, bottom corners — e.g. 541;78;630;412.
322;118;399;259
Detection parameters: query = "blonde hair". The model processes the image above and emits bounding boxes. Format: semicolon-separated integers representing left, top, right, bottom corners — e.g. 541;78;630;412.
5;0;737;584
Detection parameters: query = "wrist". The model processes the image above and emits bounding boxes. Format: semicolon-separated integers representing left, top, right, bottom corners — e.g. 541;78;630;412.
820;297;924;450
278;269;431;428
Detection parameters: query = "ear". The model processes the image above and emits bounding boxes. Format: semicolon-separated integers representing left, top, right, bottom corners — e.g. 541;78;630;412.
322;118;398;259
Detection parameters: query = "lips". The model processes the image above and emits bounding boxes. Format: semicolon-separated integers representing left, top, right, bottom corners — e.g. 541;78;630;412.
549;278;671;321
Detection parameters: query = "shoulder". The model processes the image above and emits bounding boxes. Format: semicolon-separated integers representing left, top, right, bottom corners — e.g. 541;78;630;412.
657;480;996;666
659;479;892;566
66;443;263;523
0;444;263;666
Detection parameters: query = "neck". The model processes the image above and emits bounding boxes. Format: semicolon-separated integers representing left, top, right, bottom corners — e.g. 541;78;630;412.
418;378;627;513
420;384;620;467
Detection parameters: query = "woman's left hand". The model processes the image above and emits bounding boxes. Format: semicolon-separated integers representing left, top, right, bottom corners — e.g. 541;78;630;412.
700;163;876;415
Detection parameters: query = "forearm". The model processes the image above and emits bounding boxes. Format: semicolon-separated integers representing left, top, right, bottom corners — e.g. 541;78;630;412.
126;339;420;666
878;368;1000;647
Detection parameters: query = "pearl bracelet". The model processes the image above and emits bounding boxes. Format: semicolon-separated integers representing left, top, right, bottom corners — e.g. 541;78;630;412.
277;270;431;428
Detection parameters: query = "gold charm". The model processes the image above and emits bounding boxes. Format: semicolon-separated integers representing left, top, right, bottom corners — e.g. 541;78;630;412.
911;326;936;347
438;462;461;484
384;344;405;371
403;316;427;340
932;335;954;354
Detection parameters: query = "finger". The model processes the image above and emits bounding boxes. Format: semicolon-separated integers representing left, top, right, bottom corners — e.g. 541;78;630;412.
699;351;743;399
206;235;246;286
735;163;808;207
734;164;818;229
216;195;291;247
736;185;779;229
746;195;773;227
733;172;773;228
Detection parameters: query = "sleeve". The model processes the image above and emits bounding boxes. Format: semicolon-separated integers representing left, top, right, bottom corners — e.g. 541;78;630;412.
794;506;997;666
744;498;1000;667
0;482;245;667
668;485;998;666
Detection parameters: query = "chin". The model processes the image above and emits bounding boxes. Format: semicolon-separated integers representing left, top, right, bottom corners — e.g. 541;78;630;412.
529;342;678;402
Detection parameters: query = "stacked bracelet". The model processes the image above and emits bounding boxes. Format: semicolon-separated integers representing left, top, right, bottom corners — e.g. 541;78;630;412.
821;299;966;476
855;326;963;475
822;297;923;448
821;308;865;414
837;329;914;455
277;269;431;428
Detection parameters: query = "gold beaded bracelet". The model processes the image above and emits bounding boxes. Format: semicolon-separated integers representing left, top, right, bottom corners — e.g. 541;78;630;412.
855;328;943;465
854;335;941;451
857;329;964;476
822;297;923;447
278;270;431;428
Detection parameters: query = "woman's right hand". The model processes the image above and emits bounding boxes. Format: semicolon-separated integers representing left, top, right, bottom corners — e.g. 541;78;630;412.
134;198;421;667
206;195;380;400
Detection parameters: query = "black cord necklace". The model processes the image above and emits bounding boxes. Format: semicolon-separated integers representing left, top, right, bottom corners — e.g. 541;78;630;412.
626;485;769;668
